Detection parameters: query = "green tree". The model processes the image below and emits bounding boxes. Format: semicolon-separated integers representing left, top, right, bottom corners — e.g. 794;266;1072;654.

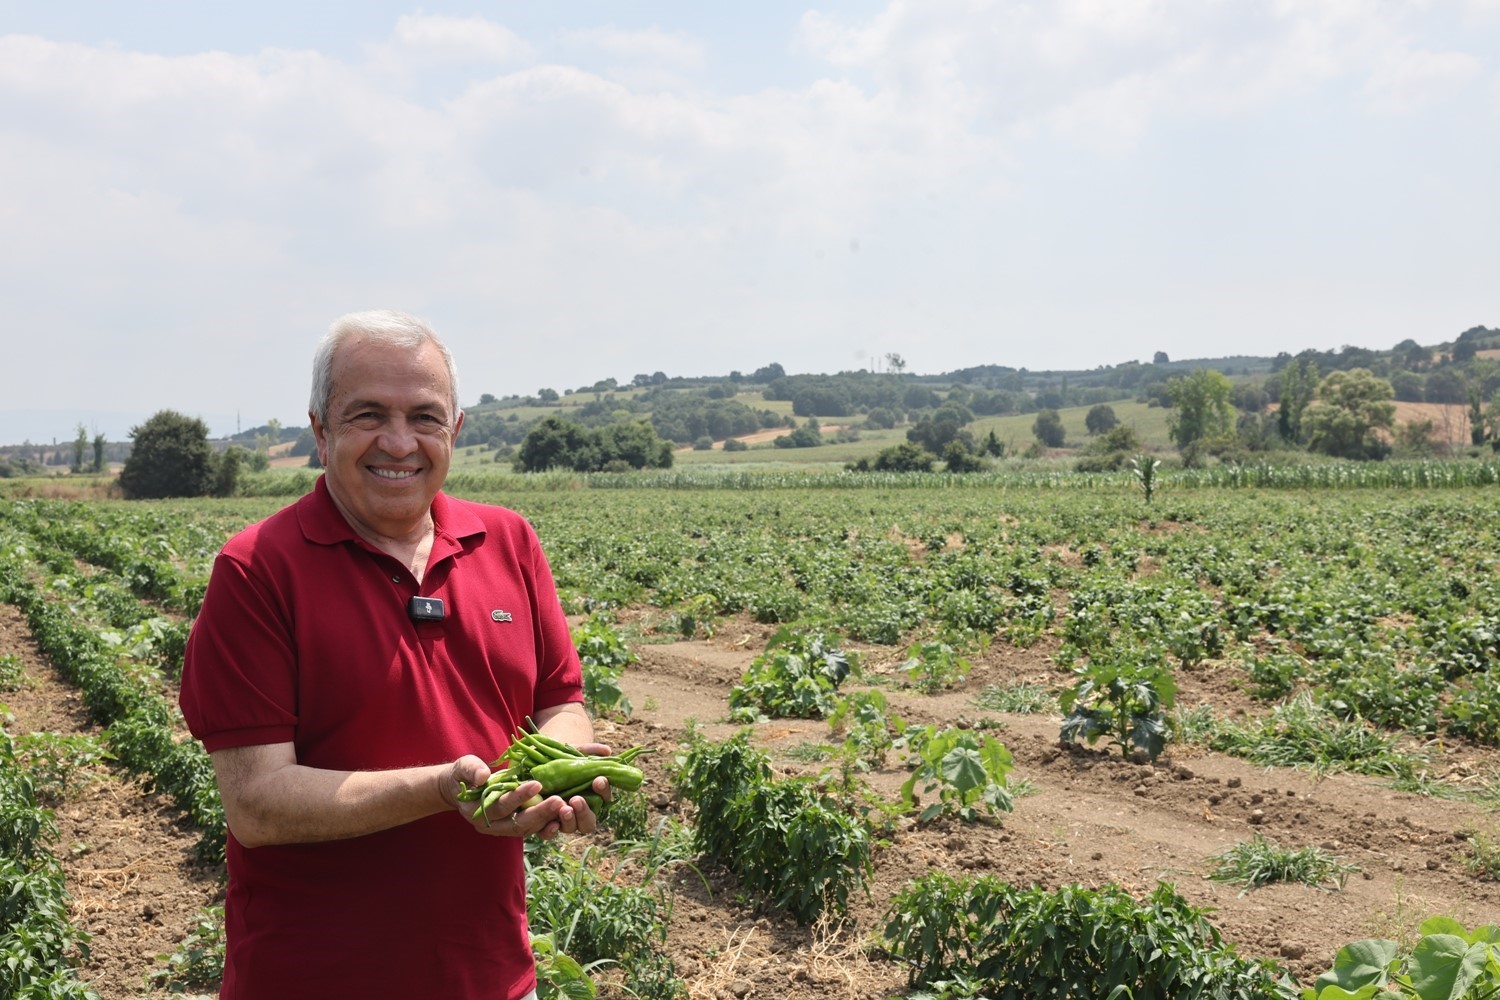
70;423;87;473
118;410;219;498
874;441;935;472
514;416;673;472
92;432;107;473
1303;368;1396;459
1277;358;1318;443
1084;404;1118;436
1166;369;1233;449
1032;409;1065;448
942;440;986;472
907;405;973;453
215;445;244;497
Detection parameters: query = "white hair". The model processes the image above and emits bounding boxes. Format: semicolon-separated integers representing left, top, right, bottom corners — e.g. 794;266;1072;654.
309;309;459;425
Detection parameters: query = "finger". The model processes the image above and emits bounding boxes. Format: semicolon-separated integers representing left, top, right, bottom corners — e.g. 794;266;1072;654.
473;780;543;828
575;742;613;757
569;796;598;835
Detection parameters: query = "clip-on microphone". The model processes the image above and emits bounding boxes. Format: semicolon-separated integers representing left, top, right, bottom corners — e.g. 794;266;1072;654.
407;596;446;622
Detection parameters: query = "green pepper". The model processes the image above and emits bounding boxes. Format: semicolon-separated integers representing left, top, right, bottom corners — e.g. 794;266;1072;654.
529;756;645;795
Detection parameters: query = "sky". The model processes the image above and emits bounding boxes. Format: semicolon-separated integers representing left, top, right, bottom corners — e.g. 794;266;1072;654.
1;0;1497;444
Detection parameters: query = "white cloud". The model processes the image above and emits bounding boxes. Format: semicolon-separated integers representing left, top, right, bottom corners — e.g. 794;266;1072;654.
0;2;1494;435
1363;46;1483;110
389;13;533;65
563;26;704;70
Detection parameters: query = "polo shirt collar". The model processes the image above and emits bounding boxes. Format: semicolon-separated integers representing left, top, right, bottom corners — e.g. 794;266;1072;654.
298;476;486;560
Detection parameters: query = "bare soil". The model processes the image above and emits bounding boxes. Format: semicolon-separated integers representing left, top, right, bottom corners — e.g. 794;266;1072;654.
5;603;1500;999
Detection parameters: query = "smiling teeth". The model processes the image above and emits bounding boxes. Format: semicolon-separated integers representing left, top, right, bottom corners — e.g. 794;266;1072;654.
371;468;417;479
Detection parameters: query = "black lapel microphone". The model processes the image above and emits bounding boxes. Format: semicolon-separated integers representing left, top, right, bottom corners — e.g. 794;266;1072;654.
407;596;446;622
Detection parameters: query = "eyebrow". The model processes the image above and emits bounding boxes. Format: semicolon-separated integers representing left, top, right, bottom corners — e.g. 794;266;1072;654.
339;398;450;418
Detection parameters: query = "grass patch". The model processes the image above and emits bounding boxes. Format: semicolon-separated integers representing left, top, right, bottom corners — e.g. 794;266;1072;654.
1168;704;1218;745
1207;695;1422;779
974;681;1054;715
785;741;837;763
1207;833;1359;892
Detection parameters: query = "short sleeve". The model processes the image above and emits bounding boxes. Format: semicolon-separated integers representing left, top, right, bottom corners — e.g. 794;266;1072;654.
179;549;300;752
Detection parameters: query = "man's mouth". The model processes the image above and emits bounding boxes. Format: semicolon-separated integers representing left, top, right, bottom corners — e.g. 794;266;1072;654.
369;467;419;480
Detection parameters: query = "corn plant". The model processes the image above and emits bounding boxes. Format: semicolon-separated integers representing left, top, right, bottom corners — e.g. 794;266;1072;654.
1131;453;1162;504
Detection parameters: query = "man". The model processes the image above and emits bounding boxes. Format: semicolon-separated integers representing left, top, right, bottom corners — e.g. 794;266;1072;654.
179;309;606;1000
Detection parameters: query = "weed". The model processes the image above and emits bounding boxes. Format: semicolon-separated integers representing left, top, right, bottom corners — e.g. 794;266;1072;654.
1461;825;1500;881
974;681;1053;715
146;905;225;993
1207;833;1358;893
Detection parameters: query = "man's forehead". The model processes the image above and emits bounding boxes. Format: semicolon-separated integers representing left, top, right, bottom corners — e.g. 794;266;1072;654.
331;340;452;396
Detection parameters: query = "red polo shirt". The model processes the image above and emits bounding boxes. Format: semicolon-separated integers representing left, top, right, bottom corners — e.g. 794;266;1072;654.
180;477;582;1000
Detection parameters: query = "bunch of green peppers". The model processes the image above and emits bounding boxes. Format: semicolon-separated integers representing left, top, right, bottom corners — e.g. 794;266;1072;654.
456;721;650;827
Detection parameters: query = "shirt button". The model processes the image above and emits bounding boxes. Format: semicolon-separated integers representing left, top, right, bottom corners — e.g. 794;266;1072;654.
392;575;402;583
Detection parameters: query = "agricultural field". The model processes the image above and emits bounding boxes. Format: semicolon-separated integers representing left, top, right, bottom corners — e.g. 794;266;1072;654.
3;469;1500;998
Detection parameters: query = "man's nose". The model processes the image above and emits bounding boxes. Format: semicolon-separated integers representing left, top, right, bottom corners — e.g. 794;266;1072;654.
377;417;420;456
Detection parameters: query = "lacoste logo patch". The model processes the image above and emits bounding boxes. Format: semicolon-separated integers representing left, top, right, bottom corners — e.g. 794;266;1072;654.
491;610;514;623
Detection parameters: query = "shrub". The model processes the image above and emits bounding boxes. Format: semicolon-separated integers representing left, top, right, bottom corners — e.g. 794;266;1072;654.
728;628;855;721
882;874;1283;997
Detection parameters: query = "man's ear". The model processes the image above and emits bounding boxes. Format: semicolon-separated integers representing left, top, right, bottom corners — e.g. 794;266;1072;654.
310;412;329;467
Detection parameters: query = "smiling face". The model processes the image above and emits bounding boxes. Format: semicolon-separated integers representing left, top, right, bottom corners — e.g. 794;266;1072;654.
311;335;464;547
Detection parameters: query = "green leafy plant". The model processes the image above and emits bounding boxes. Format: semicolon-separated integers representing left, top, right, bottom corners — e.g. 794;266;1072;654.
0;653;26;692
828;690;903;768
901;640;971;694
881;873;1284;998
669;593;719;639
526;847;684;1000
145;905;225;993
1462;826;1500;882
1208;833;1359;893
1300;917;1500;999
1059;645;1177;761
531;933;603;1000
0;731;98;999
898;725;1014;824
573;616;636;718
728;627;855;721
674;730;871;924
14;732;111;802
